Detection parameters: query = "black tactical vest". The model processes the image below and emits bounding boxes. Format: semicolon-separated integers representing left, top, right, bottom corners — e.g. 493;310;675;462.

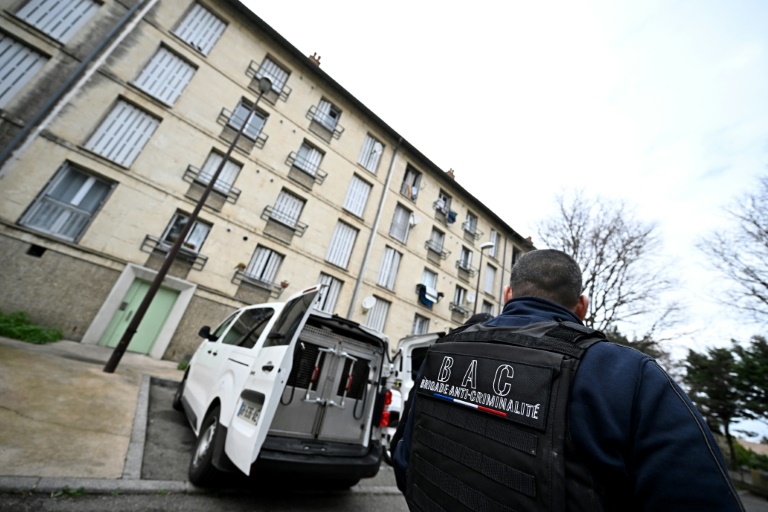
405;321;605;512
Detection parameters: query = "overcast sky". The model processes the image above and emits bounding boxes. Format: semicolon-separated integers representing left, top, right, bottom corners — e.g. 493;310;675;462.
241;0;768;358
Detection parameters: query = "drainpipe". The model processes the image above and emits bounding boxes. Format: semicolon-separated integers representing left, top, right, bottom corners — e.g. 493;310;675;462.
0;0;159;177
347;137;403;318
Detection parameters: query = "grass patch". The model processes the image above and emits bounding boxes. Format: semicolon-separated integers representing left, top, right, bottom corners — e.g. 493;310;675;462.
0;311;63;344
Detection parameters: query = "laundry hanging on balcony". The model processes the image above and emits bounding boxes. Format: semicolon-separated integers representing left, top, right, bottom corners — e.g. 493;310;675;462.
417;284;443;308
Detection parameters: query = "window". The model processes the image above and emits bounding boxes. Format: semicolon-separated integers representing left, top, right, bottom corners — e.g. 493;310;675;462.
228;98;267;141
173;2;226;56
0;34;47;108
453;285;467;306
428;227;445;252
255;56;289;96
481;301;494;316
314;99;341;132
377;246;401;290
326;221;358;268
19;161;112;241
161;211;211;253
16;0;98;42
343;175;371;217
401;165;422;200
293;141;323;176
315;273;342;314
459;246;473;270
436;190;452;213
389;203;412;244
244;245;283;288
422;268;438;289
84;100;160;167
269;190;305;228
412;314;430;335
364;296;390;333
484;264;496;294
512;246;522;265
133;46;195;105
489;229;498;258
197;151;241;194
465;211;478;235
358;134;383;174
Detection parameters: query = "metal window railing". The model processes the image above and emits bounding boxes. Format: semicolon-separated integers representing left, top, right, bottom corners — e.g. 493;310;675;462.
182;165;241;203
140;235;208;271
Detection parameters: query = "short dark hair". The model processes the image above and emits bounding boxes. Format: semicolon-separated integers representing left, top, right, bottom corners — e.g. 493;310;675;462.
509;249;582;308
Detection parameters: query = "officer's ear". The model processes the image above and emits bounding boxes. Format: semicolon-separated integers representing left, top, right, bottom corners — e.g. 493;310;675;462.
503;285;513;303
573;295;588;321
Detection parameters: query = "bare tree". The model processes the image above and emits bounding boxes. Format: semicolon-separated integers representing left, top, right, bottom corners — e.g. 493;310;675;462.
698;174;768;323
537;190;680;337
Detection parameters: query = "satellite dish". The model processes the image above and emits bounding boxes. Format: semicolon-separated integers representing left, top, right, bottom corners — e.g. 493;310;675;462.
361;296;376;312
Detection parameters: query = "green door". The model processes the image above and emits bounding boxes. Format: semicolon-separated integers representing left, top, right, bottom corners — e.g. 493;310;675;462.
100;280;179;354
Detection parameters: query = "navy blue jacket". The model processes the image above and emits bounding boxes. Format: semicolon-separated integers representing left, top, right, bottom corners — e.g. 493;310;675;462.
392;297;744;511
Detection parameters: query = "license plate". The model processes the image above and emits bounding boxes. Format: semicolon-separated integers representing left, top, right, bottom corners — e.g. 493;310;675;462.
237;400;262;426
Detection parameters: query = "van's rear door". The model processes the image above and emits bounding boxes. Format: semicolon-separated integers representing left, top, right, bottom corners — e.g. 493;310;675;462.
223;285;322;475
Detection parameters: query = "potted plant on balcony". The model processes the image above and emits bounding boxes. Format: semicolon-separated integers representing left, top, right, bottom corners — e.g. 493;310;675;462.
280;280;289;288
234;262;246;271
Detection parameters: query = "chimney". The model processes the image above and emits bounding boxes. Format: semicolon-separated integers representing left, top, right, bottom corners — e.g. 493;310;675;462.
446;168;455;179
308;52;321;66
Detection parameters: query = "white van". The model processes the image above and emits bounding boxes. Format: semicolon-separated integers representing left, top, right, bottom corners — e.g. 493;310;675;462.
174;286;393;488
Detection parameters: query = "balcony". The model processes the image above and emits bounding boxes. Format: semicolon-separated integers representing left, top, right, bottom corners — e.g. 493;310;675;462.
462;220;483;242
217;108;268;154
449;301;470;317
182;165;241;206
246;60;292;103
231;270;286;299
285;151;328;190
306;105;344;143
425;239;450;260
455;260;478;279
140;235;208;271
261;206;308;244
433;200;457;225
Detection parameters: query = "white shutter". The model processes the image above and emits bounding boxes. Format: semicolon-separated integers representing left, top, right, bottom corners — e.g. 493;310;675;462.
358;135;383;173
185;221;210;252
377;247;401;290
296;143;322;175
365;297;389;333
248;246;282;283
230;100;265;140
326;221;357;268
256;58;288;93
85;100;159;167
0;35;46;108
489;230;498;257
484;265;496;294
198;152;241;193
389;204;411;243
421;268;438;289
343;175;371;217
134;47;195;105
173;3;226;56
315;99;337;131
316;273;342;314
17;0;98;42
272;190;304;227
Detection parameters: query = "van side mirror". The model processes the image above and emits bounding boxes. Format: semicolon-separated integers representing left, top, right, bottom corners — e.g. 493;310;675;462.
198;325;216;340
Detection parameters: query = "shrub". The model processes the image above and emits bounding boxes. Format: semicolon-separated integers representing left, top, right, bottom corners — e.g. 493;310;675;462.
0;311;63;344
735;441;768;471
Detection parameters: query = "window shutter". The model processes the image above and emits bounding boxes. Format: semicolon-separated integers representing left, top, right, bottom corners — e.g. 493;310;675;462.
248;246;282;283
296;143;322;175
256;58;288;92
343;175;371;217
198;152;241;192
484;265;496;294
272;191;304;227
316;273;342;314
134;47;195;105
365;297;389;333
358;135;383;173
84;100;159;167
377;247;401;290
173;3;226;56
16;0;98;42
326;221;357;268
389;204;411;243
0;35;46;107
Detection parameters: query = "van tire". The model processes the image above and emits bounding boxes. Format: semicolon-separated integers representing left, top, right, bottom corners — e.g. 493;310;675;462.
172;376;186;412
189;405;223;486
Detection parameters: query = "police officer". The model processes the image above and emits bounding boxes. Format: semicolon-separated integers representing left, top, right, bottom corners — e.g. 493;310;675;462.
392;249;744;511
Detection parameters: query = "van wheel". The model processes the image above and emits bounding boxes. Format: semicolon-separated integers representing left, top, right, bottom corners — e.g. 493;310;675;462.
189;405;223;486
172;375;186;412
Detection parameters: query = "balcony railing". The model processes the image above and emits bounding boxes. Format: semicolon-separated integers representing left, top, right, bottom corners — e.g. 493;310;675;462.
306;105;344;140
455;260;478;277
217;108;268;150
462;220;483;241
425;239;450;259
182;165;241;203
449;302;470;317
140;235;208;271
260;206;308;237
245;60;292;102
231;270;285;298
433;200;457;224
285;152;328;185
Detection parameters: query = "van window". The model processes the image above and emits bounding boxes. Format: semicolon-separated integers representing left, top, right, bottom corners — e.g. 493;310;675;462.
211;312;240;342
220;308;275;348
264;292;316;347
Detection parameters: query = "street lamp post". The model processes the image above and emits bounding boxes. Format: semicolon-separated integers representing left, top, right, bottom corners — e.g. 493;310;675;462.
473;241;495;315
103;77;273;373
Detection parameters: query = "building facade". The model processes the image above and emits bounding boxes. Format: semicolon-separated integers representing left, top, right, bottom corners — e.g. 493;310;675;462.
0;0;534;361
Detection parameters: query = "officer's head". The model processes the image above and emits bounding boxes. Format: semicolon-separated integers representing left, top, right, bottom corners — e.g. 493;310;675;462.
504;249;588;320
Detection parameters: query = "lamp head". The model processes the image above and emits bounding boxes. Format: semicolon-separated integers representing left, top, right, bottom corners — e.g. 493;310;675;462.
257;76;273;94
480;242;495;250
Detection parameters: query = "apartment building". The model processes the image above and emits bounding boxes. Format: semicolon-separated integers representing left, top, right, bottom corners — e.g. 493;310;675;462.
0;0;534;361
